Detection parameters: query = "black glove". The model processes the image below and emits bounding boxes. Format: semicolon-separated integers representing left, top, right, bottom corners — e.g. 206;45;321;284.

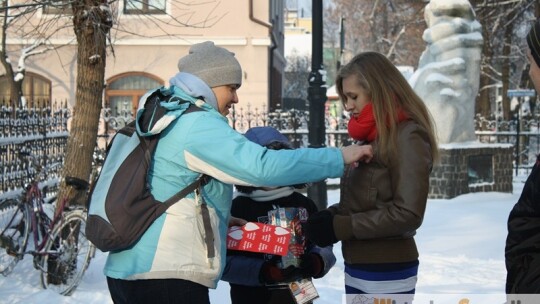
299;253;324;278
260;263;299;284
303;210;338;247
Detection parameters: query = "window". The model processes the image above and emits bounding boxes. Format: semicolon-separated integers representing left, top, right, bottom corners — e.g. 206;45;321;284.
43;0;71;15
124;0;166;14
105;72;163;130
0;72;51;108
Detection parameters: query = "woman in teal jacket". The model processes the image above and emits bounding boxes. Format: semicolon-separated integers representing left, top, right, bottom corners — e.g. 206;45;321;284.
104;41;373;304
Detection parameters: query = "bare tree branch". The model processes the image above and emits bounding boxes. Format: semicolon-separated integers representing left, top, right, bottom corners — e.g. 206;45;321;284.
385;26;405;58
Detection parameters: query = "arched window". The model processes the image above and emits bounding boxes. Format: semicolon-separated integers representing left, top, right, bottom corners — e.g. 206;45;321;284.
105;72;164;118
0;72;51;108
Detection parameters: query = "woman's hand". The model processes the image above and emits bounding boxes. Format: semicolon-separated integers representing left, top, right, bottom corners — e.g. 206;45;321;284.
341;144;373;165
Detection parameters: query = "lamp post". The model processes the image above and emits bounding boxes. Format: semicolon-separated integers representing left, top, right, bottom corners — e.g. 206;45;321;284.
337;17;345;71
307;0;327;211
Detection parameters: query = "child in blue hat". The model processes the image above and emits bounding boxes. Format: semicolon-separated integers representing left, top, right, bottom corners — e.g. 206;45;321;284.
221;126;336;304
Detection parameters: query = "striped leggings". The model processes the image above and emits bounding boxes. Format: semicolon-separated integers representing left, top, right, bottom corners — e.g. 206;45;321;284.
344;260;419;294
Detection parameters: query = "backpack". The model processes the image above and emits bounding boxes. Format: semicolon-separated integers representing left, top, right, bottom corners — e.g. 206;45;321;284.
85;88;207;252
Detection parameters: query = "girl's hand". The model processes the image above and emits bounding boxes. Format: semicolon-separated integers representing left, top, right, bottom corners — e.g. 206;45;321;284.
228;216;248;227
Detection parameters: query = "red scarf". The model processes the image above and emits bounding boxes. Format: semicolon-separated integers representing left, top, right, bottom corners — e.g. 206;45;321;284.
347;103;408;142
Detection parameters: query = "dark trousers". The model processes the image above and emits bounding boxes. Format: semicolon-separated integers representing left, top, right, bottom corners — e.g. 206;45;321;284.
107;277;210;304
230;284;296;304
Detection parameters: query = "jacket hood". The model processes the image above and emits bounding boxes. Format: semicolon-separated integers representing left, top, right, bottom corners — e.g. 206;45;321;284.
135;73;218;137
169;72;218;110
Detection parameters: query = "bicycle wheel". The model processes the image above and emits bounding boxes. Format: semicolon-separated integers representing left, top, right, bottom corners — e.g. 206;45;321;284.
40;209;95;295
0;199;30;276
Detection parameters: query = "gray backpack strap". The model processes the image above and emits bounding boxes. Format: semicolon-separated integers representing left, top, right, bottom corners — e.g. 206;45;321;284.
162;175;210;207
160;102;207;207
200;200;215;260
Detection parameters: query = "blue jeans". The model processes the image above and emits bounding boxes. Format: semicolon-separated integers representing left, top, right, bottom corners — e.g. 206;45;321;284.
107;277;210;304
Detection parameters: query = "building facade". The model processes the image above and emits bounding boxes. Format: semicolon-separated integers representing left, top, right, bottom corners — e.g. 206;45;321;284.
0;0;285;113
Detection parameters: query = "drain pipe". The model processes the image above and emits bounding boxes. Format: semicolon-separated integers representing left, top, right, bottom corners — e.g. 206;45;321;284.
249;0;277;109
249;0;273;29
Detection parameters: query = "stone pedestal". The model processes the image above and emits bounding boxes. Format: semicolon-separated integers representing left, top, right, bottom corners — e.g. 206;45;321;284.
429;142;514;199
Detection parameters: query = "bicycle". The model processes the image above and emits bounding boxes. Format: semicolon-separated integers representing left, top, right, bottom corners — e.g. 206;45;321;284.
0;150;96;295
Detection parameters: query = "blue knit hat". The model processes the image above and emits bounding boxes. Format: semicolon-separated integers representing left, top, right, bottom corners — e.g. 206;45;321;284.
244;126;290;147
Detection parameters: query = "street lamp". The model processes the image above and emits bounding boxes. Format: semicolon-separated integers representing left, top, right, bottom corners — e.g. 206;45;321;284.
337;17;345;71
307;0;328;211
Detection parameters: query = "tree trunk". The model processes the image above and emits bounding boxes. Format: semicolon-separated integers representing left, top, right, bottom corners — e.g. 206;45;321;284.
501;15;513;121
0;40;21;109
1;0;22;110
476;5;493;119
477;71;491;119
56;1;110;207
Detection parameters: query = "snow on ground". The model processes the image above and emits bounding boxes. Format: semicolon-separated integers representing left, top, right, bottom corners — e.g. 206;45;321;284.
0;175;528;303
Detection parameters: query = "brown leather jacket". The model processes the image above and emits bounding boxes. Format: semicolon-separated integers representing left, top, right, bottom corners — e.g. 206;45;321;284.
329;120;434;264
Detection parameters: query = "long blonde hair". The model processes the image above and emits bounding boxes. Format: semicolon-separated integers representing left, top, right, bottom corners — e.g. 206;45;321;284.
336;51;439;165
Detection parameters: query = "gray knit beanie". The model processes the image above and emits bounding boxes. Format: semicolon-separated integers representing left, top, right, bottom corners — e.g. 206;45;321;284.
178;41;242;88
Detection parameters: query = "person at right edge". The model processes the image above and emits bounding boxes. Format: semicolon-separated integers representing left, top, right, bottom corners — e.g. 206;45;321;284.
303;52;439;300
505;18;540;295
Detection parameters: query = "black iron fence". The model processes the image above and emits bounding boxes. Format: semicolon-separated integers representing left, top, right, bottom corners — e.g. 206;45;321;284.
475;113;540;173
228;105;353;148
0;102;69;200
1;101;539;200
